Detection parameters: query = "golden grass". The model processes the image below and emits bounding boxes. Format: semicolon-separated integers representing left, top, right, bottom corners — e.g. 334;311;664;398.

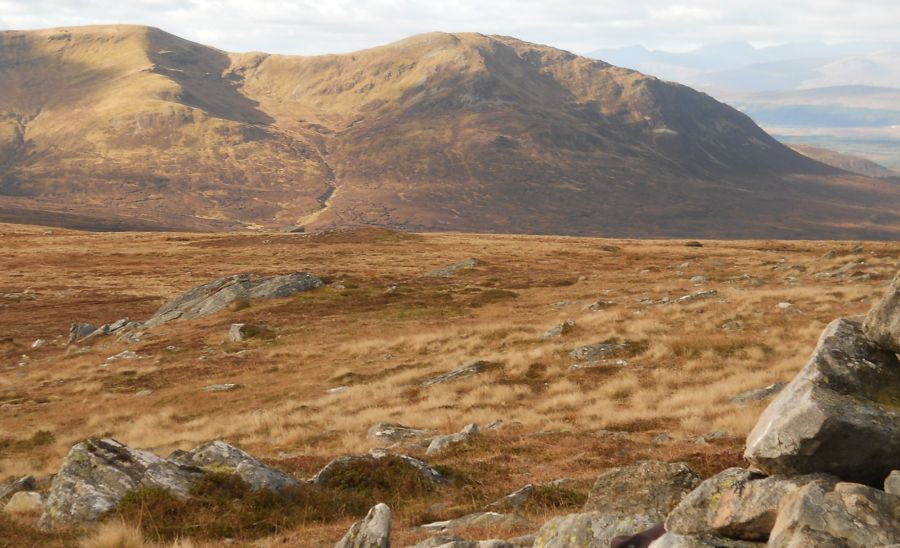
0;224;896;545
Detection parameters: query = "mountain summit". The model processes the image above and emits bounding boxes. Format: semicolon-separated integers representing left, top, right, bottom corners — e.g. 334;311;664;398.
1;26;898;238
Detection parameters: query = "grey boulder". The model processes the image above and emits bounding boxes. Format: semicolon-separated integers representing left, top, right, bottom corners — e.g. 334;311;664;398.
367;423;434;445
39;438;163;528
336;502;391;548
665;468;835;541
144;272;323;328
768;480;900;547
313;454;449;487
171;440;299;492
428;259;481;278
863;269;900;353
744;317;900;485
583;461;700;521
0;475;37;502
532;513;657;548
648;533;762;547
887;470;900;496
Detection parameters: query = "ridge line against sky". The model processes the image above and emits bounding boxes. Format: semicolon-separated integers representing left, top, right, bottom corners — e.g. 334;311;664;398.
1;0;900;56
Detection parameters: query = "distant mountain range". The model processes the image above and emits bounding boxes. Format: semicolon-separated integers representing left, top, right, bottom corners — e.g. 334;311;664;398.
0;26;899;238
589;42;900;172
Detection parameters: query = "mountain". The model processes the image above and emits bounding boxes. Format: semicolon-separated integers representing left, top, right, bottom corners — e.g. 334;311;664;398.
790;144;897;179
1;26;899;238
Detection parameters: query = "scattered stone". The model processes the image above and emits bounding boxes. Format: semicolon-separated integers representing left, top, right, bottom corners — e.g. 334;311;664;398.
820;250;838;260
689;276;708;285
666;468;835;541
543;319;575;338
720;319;744;332
336;503;391;548
0;475;37;502
768;480;900;546
312;454;449;487
68;322;98;344
426;425;478;456
863;269;900;353
368;423;434;445
885;470;900;496
228;323;274;342
487;484;534;510
419;512;529;534
533;512;658;548
107;350;141;362
428;259;481;278
569;341;628;361
729;383;786;406
744;317;900;485
653;433;673;444
775;301;797;313
202;383;242;393
31;339;47;349
4;491;43;513
814;261;864;278
583;461;700;521
783;276;800;285
135;389;153;397
327;386;350;394
420;361;493;387
143;272;323;328
583;300;615;311
676;290;717;304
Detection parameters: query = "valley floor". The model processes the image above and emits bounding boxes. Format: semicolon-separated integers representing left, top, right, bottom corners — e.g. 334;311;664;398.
0;224;896;546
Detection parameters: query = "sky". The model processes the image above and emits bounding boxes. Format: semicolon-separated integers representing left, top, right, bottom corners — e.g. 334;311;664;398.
1;0;899;56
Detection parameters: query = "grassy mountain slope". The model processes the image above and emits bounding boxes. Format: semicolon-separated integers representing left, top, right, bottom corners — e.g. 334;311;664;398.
1;26;899;238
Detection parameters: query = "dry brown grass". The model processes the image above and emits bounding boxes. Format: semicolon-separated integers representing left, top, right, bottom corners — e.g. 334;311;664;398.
0;224;897;545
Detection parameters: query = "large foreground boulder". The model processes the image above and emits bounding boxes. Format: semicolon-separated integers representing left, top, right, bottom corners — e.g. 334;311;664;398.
744;317;900;485
143;272;323;328
39;438;299;528
532;513;658;548
768;480;900;546
863;270;900;353
336;503;391;548
665;468;835;541
39;438;163;528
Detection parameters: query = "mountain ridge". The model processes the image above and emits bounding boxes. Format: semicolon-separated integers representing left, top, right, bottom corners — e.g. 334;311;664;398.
1;25;899;238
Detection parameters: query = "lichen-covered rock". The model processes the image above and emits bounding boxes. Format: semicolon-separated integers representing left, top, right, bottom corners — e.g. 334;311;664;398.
140;460;206;499
312;454;448;487
3;491;43;514
420;362;493;387
768;480;900;547
38;438;163;528
336;502;391;548
0;475;36;502
533;512;657;548
487;484;534;510
863;269;900;353
886;470;900;496
648;533;762;547
666;468;835;541
419;512;530;534
583;461;700;521
174;440;299;492
744;317;900;485
367;423;434;445
428;259;481;277
144;272;323;328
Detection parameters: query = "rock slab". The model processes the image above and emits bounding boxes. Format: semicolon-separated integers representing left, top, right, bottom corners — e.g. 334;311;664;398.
336;502;391;548
863;269;900;353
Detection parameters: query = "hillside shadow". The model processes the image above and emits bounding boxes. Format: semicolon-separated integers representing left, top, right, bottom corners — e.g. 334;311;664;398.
146;29;273;126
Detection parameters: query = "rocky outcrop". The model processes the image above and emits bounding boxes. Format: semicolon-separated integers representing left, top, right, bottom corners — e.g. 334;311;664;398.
426;424;478;456
428;259;481;278
312;454;449;487
744;317;900;485
367;423;434;445
583;461;700;521
336;503;391;548
569;341;630;362
767;480;900;546
228;323;275;342
648;533;761;547
863;270;900;353
143;272;323;328
39;438;163;528
420;362;493;387
419;512;530;534
665;468;835;541
39;438;298;528
533;513;658;548
543;320;575;338
487;484;534;510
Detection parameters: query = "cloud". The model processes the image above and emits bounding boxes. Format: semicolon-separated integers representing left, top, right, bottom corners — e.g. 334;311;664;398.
0;0;897;55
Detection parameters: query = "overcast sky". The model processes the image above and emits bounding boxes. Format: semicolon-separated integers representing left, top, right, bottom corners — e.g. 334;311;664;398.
1;0;898;56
